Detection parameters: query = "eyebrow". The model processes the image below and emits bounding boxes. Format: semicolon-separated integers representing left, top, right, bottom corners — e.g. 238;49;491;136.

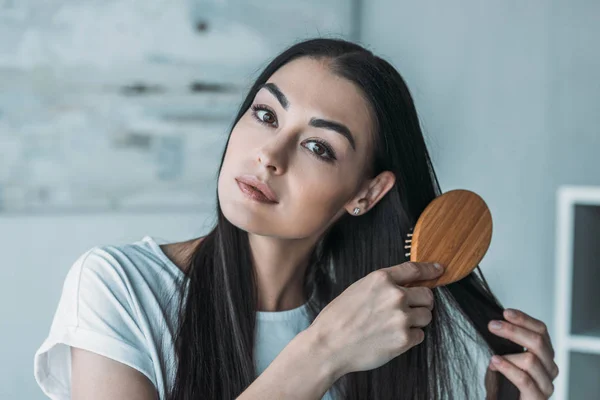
259;82;357;151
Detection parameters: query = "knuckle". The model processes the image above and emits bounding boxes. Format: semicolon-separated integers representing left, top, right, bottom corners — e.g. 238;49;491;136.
404;328;424;346
394;330;409;345
552;364;560;379
371;269;390;283
510;310;522;322
417;286;430;297
522;352;537;369
422;287;435;306
391;313;407;329
403;262;421;277
392;288;407;304
539;323;548;335
517;371;533;388
532;334;545;349
371;271;392;289
416;329;425;343
424;309;433;325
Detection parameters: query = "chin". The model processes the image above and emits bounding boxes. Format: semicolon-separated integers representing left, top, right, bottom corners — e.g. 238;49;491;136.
223;210;278;237
217;185;266;234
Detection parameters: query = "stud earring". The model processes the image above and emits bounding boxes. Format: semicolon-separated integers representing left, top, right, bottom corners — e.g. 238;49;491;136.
353;207;360;215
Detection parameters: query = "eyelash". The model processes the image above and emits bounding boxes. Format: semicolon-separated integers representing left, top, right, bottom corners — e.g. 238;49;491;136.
250;104;337;163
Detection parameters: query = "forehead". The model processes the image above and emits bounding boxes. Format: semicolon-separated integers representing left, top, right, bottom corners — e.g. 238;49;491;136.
263;57;375;149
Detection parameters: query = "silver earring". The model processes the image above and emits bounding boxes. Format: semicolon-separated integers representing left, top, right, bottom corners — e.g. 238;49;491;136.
353;207;360;215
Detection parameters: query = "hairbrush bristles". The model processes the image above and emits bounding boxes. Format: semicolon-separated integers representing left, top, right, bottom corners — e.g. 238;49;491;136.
404;227;413;258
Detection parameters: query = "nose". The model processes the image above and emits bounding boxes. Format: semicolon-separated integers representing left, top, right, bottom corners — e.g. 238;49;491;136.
256;136;289;175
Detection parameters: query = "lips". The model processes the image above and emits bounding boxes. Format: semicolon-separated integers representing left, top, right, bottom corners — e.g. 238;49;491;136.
235;175;279;203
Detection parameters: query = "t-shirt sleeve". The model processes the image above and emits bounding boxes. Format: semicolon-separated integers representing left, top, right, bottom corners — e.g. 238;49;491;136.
33;247;157;400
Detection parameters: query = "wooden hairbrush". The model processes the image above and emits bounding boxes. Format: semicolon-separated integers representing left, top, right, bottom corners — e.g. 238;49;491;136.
403;189;493;288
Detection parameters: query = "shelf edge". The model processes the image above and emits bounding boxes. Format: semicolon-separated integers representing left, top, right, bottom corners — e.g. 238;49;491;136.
568;336;600;354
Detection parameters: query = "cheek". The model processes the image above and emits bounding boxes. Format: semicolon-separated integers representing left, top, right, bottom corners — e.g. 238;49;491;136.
284;181;349;229
225;128;246;156
220;122;256;172
230;117;261;145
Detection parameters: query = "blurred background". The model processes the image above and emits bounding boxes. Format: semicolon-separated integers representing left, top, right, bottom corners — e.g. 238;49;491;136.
1;0;598;399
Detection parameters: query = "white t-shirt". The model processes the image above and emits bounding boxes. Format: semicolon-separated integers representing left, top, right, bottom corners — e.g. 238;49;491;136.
33;236;336;400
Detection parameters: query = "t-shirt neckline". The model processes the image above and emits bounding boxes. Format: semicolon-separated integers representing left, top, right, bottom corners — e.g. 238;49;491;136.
141;235;312;321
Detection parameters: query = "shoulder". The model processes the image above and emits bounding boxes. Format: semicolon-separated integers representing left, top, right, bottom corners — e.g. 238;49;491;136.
158;236;207;275
60;238;189;317
52;239;188;352
80;236;188;281
55;235;208;333
34;239;177;398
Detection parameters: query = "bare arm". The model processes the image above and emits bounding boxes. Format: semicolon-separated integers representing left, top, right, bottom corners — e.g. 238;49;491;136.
237;328;340;400
70;328;339;400
71;347;159;400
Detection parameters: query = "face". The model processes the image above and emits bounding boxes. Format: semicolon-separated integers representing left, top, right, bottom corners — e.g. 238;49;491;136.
217;57;395;240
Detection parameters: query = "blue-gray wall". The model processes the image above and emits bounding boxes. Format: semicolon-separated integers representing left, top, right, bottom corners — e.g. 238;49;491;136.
361;0;600;336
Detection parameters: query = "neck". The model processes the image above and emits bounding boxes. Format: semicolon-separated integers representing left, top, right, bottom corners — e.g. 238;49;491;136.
248;233;318;312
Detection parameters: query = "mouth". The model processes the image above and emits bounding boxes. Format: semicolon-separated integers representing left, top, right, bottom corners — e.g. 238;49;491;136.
235;175;279;203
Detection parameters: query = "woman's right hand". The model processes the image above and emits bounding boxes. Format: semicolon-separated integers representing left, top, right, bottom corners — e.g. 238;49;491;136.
307;262;444;378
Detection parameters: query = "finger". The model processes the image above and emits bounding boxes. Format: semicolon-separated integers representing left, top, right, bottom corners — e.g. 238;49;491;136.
408;307;433;328
504;309;554;355
489;355;545;400
405;287;435;310
385;262;444;286
488;320;556;378
490;353;554;397
408;327;425;347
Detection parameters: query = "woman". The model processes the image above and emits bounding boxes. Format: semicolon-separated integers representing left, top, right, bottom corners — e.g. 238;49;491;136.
34;38;558;399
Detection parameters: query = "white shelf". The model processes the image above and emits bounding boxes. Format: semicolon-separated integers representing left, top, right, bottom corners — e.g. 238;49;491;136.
568;335;600;355
558;185;600;204
554;185;600;400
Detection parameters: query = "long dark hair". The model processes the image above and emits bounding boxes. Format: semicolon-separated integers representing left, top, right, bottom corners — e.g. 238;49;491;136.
168;38;521;399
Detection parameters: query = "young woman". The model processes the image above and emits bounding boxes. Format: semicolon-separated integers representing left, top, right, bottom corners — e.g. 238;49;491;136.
34;38;558;400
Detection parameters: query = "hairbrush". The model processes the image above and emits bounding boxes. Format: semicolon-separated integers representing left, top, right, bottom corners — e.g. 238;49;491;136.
403;189;493;288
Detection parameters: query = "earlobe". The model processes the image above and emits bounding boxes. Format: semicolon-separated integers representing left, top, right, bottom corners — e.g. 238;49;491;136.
348;198;369;215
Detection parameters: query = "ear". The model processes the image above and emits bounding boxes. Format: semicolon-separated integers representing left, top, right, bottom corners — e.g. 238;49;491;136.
344;171;396;216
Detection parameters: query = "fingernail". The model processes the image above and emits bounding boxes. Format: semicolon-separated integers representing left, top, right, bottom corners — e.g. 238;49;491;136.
505;309;517;318
490;321;503;330
434;263;443;270
491;355;502;365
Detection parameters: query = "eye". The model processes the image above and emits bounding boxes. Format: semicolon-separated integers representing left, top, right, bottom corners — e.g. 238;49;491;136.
251;104;277;127
304;139;337;163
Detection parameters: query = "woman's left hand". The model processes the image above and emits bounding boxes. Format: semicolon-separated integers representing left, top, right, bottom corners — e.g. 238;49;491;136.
487;308;560;399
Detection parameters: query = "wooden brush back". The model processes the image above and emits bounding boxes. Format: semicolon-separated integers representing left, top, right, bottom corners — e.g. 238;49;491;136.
404;189;493;288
